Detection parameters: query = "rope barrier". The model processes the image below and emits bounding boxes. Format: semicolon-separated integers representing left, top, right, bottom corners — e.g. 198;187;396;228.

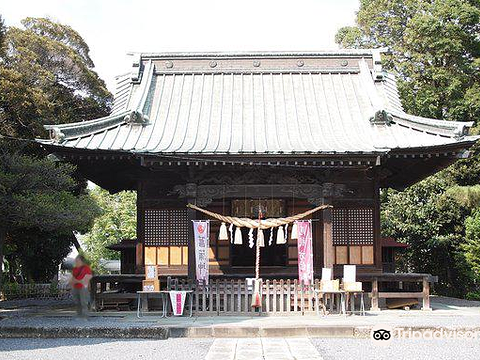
186;203;332;229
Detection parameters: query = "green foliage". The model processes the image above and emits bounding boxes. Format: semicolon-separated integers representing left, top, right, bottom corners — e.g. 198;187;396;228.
6;230;77;282
335;26;371;49
382;176;475;297
0;147;98;233
335;0;480;124
465;291;480;301
0;143;101;281
464;209;480;280
443;143;480;186
445;185;480;210
0;15;5;55
0;17;112;139
336;0;480;298
0;16;111;284
83;187;136;272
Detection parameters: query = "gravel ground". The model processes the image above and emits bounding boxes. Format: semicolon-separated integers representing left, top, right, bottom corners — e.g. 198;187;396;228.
0;316;161;329
0;338;213;360
313;338;480;360
0;298;72;310
1;337;479;360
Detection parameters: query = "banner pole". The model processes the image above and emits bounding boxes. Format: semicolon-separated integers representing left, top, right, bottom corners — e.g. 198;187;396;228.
252;206;262;308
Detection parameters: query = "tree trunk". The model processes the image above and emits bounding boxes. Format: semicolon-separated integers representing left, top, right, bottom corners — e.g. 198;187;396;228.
72;234;82;251
0;227;6;291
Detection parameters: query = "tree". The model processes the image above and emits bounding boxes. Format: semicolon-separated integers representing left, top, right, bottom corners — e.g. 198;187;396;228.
0;16;111;285
0;144;100;285
336;0;480;298
335;0;480;124
464;210;480;281
382;176;474;297
5;230;77;282
0;15;5;55
83;188;136;272
445;185;480;209
0;17;112;139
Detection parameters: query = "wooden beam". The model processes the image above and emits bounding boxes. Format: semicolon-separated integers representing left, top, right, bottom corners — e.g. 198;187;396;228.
322;206;334;269
377;292;424;298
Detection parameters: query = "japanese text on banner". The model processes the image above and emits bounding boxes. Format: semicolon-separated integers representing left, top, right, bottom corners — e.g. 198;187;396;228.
193;220;210;285
297;220;314;285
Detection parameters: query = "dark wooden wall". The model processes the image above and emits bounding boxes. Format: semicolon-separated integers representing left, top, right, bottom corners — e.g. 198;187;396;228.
134;165;382;277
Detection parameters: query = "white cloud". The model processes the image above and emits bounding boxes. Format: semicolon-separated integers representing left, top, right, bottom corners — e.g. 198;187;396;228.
2;0;359;92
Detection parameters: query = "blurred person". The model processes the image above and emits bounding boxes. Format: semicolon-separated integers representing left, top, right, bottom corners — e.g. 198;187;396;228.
69;255;92;317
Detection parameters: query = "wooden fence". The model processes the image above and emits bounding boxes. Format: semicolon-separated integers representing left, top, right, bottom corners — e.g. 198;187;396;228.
90;273;436;313
170;278;341;315
1;283;70;300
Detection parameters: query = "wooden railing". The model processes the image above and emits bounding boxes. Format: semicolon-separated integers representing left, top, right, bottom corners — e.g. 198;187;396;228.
90;272;437;313
170;278;339;315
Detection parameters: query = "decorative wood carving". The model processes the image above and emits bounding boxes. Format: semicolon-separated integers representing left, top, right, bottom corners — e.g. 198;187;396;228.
232;199;285;217
172;183;349;207
194;168;328;185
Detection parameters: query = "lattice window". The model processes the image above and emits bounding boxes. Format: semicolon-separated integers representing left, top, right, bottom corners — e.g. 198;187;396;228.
144;209;189;246
332;208;374;246
332;209;349;245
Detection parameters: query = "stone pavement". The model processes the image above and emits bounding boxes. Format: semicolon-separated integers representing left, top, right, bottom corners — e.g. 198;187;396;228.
205;338;323;360
1;296;480;339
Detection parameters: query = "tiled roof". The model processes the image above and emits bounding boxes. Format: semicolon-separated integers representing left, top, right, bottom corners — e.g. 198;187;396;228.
43;50;478;155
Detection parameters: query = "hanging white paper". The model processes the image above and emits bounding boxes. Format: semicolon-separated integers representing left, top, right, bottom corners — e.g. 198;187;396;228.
343;265;357;283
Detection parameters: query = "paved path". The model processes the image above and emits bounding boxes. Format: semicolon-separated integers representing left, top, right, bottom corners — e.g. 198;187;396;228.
2;337;480;360
2;296;480;334
205;338;323;360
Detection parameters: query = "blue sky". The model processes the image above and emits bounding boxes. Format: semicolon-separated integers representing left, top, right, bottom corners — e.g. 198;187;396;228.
2;0;359;91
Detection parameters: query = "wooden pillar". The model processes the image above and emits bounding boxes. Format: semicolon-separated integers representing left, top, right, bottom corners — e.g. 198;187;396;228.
422;277;431;311
186;183;197;282
323;205;334;269
135;181;144;273
89;277;97;311
371;277;380;311
313;211;323;275
373;175;382;270
187;203;197;281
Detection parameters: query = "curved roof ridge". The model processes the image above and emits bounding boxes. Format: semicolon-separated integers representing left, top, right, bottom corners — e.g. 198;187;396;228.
44;111;130;142
389;109;474;138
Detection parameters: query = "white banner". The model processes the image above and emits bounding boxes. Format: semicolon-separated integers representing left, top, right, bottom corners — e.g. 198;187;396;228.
169;291;187;316
297;220;314;285
193;220;210;285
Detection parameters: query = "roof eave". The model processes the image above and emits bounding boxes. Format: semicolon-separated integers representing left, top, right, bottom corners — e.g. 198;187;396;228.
128;49;384;60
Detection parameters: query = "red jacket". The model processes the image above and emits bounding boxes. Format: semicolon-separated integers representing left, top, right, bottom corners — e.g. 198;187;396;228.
72;265;92;289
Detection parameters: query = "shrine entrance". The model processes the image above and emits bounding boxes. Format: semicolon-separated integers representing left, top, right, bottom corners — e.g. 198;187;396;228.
231;228;288;267
229;199;289;267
